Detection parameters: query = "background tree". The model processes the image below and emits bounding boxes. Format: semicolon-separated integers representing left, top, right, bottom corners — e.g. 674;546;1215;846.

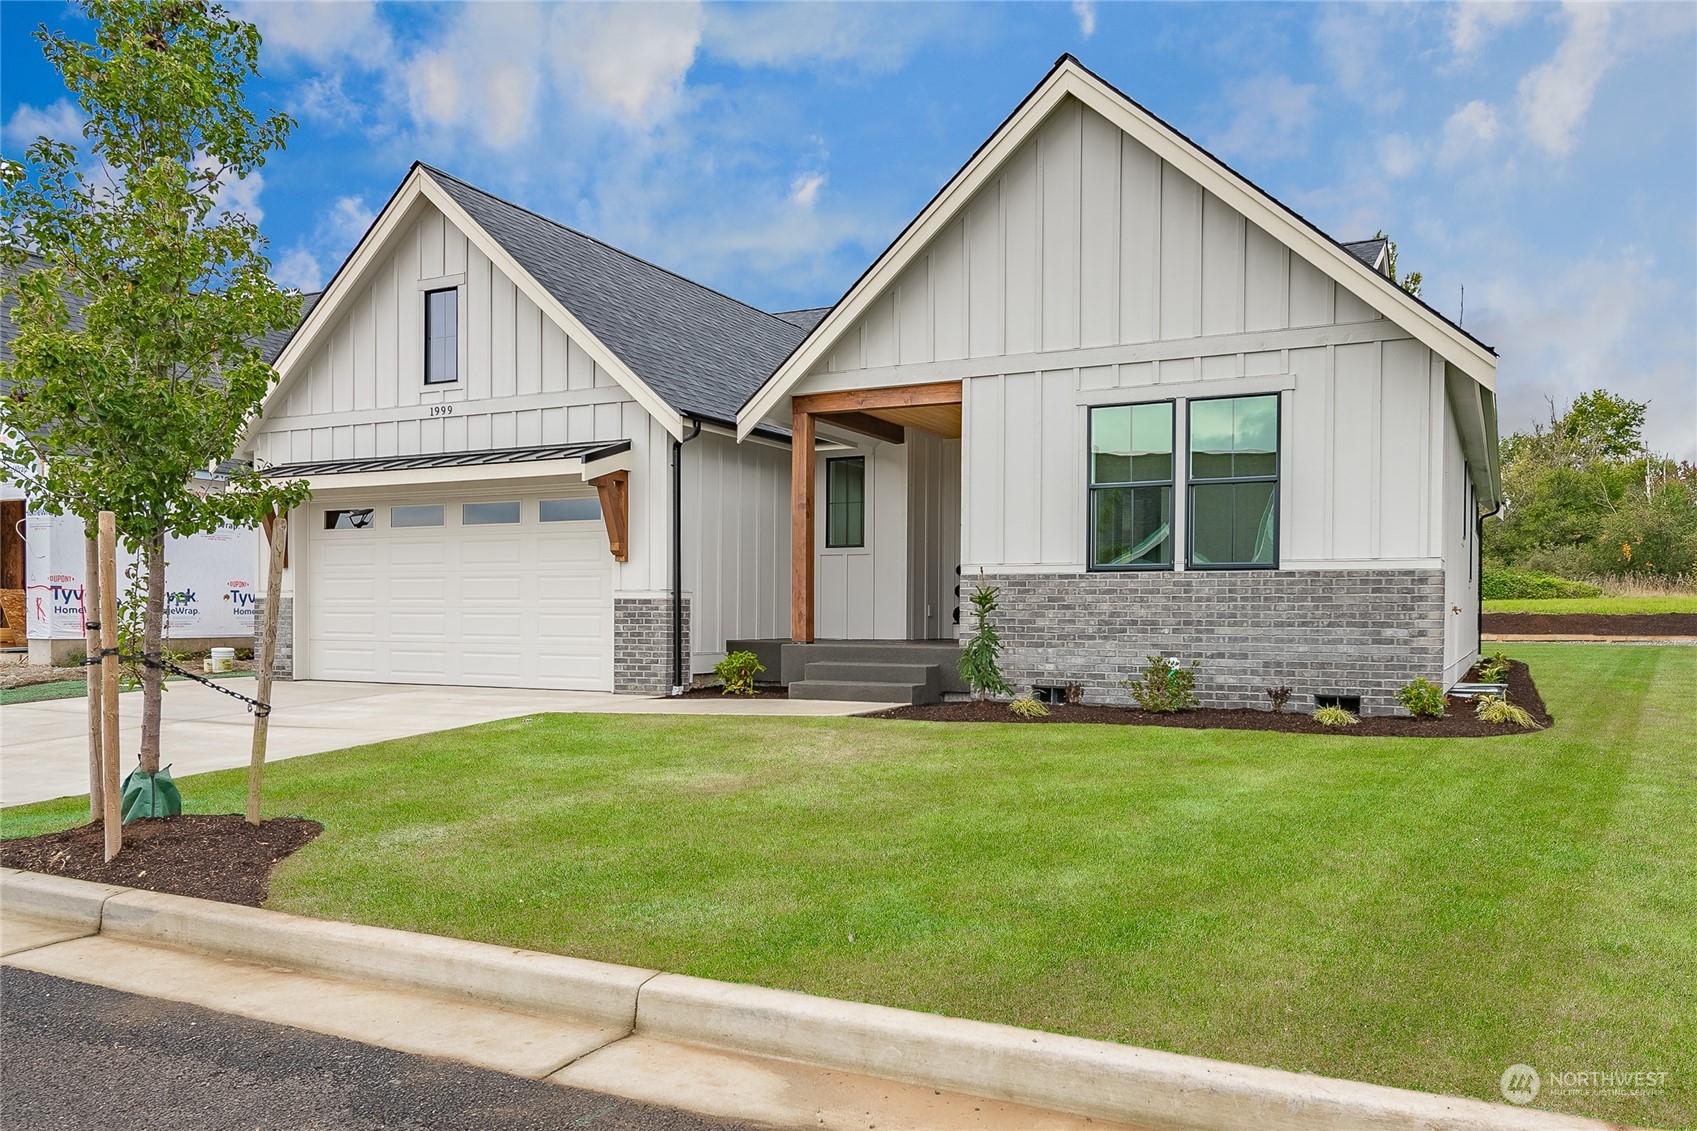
1374;230;1423;298
0;0;310;788
1485;390;1696;578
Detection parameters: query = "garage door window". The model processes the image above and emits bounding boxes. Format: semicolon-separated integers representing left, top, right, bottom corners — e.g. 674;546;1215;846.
463;501;521;525
324;508;375;530
391;504;444;528
540;497;601;522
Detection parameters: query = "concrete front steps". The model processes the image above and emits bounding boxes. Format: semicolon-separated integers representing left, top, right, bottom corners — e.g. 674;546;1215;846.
788;662;941;705
728;638;966;706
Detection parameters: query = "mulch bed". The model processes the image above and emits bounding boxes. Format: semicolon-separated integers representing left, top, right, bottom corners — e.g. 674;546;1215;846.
677;684;789;699
1483;611;1697;637
0;815;322;907
866;660;1551;737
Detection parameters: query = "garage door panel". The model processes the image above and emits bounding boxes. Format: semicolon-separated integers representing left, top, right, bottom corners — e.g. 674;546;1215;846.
304;493;613;691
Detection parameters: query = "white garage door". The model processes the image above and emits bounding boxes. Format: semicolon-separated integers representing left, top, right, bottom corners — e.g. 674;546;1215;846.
304;489;613;690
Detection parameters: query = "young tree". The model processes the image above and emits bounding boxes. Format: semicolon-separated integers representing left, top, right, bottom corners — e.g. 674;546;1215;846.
0;0;309;789
1374;230;1423;298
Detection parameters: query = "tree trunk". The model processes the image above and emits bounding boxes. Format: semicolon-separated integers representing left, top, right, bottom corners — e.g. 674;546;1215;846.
246;511;287;826
98;513;121;862
139;530;166;775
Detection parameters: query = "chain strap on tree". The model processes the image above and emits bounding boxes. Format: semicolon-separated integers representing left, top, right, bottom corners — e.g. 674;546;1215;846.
81;651;271;718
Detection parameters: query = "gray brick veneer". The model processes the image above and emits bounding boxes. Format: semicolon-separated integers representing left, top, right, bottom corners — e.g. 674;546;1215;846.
979;569;1447;715
253;595;293;681
613;596;690;695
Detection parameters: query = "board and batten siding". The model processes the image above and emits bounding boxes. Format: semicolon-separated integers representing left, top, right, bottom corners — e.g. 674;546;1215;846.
249;199;677;595
809;96;1376;381
681;431;791;671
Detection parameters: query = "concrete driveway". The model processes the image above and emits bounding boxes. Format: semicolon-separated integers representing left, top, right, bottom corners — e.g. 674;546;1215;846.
0;679;885;808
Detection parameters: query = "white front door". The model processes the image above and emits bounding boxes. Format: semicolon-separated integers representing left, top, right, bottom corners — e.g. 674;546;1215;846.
302;488;613;690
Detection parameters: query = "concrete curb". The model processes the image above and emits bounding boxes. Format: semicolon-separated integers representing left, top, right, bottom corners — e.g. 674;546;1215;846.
98;888;654;1031
0;871;1626;1131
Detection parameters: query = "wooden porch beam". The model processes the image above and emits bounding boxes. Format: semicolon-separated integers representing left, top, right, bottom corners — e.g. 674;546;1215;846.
817;410;905;445
793;379;962;415
790;408;815;643
588;469;629;562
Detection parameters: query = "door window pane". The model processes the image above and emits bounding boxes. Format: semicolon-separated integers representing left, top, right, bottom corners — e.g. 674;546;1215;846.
390;504;444;528
539;497;602;522
324;508;374;530
826;457;865;548
463;501;520;525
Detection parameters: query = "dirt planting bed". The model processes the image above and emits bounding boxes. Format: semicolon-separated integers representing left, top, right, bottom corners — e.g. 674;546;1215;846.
1482;611;1697;637
1;815;322;907
867;660;1550;737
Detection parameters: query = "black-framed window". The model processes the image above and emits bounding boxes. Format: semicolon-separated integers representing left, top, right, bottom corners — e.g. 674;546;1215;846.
424;287;459;384
825;457;865;548
324;508;374;530
1188;394;1279;568
1089;401;1174;569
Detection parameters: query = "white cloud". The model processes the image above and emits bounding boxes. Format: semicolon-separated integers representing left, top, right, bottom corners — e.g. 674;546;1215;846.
1210;74;1318;160
2;100;84;150
324;195;376;247
1440;99;1502;165
702;3;959;72
1315;6;1406;114
789;172;825;208
1378;133;1425;178
273;246;323;292
1518;3;1614;157
1450;2;1531;59
549;3;705;127
1073;1;1098;39
239;0;392;68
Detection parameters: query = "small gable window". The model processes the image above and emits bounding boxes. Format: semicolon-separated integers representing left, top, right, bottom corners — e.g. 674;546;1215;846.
424;287;459;385
825;457;865;548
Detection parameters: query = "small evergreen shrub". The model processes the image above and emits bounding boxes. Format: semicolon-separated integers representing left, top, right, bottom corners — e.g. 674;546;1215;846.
1265;686;1292;713
1397;678;1447;718
1481;568;1601;600
957;579;1015;702
1122;655;1200;712
1477;649;1512;683
1475;694;1541;729
1008;695;1050;719
713;650;764;696
1314;705;1359;727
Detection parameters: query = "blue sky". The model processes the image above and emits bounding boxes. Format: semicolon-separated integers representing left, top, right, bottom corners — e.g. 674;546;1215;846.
3;1;1693;457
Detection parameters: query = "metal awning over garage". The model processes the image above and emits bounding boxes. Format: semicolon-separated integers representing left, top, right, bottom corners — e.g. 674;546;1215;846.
260;440;631;490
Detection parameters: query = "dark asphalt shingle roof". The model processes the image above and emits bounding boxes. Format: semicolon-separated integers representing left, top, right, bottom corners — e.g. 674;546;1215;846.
1;255;90;394
262;291;320;364
422;166;808;427
772;307;831;332
1341;238;1389;275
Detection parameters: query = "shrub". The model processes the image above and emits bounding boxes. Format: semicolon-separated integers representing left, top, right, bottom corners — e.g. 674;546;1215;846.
957;579;1015;702
1397;678;1447;718
1475;694;1541;729
1481;568;1601;600
1314;705;1359;727
1122;655;1200;712
1477;649;1512;683
713;650;764;696
1265;686;1292;713
1008;696;1049;719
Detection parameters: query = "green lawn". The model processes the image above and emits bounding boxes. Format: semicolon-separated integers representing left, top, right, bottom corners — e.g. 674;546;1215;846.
5;643;1692;1126
1484;595;1697;615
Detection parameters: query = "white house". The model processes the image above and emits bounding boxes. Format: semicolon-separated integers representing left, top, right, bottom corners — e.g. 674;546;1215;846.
249;56;1500;712
244;166;800;694
735;56;1500;713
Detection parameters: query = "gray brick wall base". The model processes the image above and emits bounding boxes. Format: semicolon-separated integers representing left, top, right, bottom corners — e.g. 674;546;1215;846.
253;595;293;681
614;596;690;695
979;569;1446;715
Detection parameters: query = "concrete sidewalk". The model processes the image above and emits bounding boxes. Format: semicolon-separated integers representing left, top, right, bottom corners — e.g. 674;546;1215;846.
0;679;885;807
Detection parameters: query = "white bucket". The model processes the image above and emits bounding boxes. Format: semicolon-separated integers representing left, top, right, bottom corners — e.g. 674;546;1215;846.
209;647;236;673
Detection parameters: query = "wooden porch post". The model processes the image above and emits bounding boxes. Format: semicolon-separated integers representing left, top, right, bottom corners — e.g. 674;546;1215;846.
790;407;815;643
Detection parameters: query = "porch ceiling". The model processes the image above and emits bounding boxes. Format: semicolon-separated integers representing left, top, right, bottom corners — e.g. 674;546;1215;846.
865;402;961;439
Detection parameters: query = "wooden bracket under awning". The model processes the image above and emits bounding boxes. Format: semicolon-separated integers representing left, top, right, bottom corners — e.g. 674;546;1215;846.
588;469;629;562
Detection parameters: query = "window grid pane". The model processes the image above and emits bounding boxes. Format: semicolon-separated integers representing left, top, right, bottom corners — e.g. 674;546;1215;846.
539;497;602;522
1188;394;1279;568
425;289;458;384
390;504;444;528
826;457;865;548
462;501;520;525
1089;402;1174;570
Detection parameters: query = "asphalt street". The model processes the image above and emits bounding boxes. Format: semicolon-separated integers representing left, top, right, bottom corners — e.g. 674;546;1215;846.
0;967;758;1131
